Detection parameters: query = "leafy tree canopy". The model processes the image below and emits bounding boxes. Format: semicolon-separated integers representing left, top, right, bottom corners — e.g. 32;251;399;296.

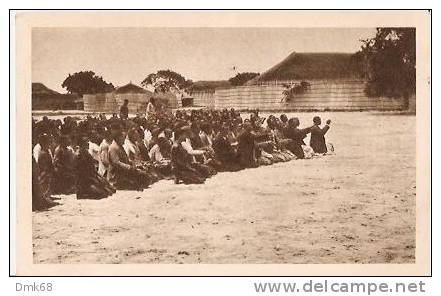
141;70;193;93
62;71;114;97
355;28;415;100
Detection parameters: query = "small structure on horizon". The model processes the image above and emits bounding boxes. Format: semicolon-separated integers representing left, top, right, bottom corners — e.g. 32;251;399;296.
32;83;81;110
83;82;183;114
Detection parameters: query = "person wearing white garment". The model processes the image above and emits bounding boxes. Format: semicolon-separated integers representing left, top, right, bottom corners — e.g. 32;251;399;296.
33;134;54;163
145;97;156;120
199;122;214;148
149;136;172;176
88;139;101;163
33;143;45;163
143;128;152;149
98;131;112;178
123;132;139;163
180;126;216;178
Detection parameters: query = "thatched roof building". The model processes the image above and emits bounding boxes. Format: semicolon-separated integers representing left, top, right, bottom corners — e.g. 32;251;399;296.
187;80;231;93
247;52;362;84
32;82;61;96
83;82;184;113
191;51;404;111
32;83;81;110
114;82;151;95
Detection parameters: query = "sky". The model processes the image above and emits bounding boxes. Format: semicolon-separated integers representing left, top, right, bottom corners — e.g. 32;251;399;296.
32;27;376;93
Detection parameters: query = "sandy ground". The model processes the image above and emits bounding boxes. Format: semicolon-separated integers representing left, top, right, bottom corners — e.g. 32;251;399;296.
32;112;416;264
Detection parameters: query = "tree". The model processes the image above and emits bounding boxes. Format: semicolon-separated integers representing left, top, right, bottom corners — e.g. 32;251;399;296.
141;70;193;93
61;71;115;96
228;72;260;86
354;28;415;102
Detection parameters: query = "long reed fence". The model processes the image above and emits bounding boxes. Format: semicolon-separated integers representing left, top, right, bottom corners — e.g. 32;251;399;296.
191;79;406;111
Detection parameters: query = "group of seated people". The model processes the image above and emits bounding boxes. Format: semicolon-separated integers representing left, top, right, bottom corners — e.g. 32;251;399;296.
32;108;333;211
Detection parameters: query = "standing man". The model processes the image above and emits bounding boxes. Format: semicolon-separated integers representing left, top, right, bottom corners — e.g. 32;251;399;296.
120;99;129;120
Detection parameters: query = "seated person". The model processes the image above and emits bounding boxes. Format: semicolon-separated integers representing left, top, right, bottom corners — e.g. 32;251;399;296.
108;130;151;190
212;124;242;172
171;127;206;184
98;130;112;178
252;118;274;166
285;117;314;159
76;137;116;199
124;128;145;164
149;136;172;176
35;134;56;201
226;124;239;147
237;121;258;169
193;122;222;171
199;123;214;148
181;126;217;177
280;114;289;133
124;128;161;182
53;135;76;194
32;136;59;211
88;133;101;164
135;127;151;161
267;118;295;162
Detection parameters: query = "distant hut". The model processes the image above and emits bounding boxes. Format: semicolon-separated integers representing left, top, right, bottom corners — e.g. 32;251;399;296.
83;82;189;114
188;80;231;108
83;82;153;114
113;82;154;115
32;82;80;110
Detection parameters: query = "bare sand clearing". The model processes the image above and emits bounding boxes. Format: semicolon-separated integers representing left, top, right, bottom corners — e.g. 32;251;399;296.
32;112;416;264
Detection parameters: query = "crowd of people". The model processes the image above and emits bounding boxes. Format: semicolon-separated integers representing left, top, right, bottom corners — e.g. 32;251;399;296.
32;103;333;211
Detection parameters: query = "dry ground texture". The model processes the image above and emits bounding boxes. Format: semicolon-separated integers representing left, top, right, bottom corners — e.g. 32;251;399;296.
33;112;416;264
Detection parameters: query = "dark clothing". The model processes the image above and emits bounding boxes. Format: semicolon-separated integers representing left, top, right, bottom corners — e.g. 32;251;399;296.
32;157;59;211
171;142;205;184
108;141;150;190
53;146;76;194
137;141;150;161
285;126;312;159
36;150;55;200
213;135;241;172
190;134;204;149
190;134;205;163
237;130;258;168
76;150;116;199
120;105;129;120
310;125;330;154
61;121;77;136
191;162;216;178
280;122;289;137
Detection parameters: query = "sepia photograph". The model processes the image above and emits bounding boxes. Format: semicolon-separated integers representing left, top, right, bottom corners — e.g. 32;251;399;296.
12;10;431;276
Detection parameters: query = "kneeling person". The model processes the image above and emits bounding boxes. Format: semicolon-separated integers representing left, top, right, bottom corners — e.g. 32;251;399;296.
76;137;116;199
108;130;151;190
310;116;333;155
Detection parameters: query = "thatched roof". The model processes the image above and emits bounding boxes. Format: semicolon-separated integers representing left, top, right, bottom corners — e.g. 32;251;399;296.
32;83;61;96
248;52;361;84
114;82;151;94
187;80;231;92
32;83;80;110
